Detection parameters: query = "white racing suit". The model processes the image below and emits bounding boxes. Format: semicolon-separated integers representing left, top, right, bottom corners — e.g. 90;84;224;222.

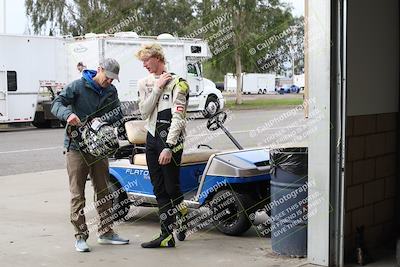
138;73;189;235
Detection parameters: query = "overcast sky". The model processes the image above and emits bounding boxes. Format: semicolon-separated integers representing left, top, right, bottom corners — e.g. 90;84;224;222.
285;0;304;17
0;0;304;35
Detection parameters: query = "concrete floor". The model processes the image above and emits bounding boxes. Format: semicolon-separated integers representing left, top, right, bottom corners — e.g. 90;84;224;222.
0;169;308;267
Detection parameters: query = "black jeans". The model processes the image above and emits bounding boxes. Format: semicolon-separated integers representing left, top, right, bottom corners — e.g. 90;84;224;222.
146;132;184;235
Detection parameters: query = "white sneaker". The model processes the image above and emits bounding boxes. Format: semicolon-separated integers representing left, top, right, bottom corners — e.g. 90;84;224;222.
75;237;90;252
97;233;129;245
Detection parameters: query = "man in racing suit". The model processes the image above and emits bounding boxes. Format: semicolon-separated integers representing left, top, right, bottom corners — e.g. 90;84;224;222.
136;43;189;248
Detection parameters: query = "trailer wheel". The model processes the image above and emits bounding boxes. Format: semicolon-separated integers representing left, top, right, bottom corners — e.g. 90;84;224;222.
107;175;131;222
263;89;267;94
203;95;220;118
211;190;255;236
258;89;262;94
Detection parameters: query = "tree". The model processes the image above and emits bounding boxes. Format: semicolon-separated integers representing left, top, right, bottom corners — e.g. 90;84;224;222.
25;0;299;104
196;0;294;104
254;16;304;76
25;0;197;36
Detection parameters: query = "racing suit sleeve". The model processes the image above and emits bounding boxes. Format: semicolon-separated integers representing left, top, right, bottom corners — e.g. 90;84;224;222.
51;82;75;121
138;78;163;120
166;78;189;146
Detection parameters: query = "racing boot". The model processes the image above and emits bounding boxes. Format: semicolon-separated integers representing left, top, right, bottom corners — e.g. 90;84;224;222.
141;233;175;248
175;205;189;241
141;203;176;248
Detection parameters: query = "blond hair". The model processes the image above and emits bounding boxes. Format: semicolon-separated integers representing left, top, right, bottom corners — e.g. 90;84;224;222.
135;43;166;63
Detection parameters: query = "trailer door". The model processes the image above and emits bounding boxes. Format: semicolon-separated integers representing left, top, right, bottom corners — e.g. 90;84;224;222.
0;69;7;121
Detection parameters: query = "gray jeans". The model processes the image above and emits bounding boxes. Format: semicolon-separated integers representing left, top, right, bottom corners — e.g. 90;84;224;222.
66;150;113;240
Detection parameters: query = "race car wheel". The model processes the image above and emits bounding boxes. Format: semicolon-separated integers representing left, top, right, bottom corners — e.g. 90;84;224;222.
211;190;256;236
107;175;131;222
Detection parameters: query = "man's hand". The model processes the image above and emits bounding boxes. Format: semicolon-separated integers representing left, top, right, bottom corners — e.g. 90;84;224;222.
67;113;81;126
156;72;172;89
159;148;172;165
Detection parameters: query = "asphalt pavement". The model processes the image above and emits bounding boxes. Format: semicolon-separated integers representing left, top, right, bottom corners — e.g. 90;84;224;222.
0;109;307;176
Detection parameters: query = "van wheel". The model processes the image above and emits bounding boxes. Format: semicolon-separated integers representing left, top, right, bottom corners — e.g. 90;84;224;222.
107;175;131;222
211;190;255;236
203;95;220;118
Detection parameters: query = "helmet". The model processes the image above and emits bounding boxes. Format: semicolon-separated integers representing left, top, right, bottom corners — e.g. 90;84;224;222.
81;121;119;158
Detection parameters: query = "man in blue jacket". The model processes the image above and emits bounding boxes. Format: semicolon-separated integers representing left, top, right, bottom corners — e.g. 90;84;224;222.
51;58;129;252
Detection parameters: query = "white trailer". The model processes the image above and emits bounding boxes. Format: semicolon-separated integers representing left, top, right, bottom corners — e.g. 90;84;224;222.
65;32;224;117
224;73;237;93
242;73;275;94
223;72;275;94
0;34;67;126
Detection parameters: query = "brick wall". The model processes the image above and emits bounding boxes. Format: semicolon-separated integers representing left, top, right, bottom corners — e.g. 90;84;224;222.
345;112;398;259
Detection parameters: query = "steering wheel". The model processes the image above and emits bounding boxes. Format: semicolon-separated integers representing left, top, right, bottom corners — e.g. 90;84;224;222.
207;111;227;131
